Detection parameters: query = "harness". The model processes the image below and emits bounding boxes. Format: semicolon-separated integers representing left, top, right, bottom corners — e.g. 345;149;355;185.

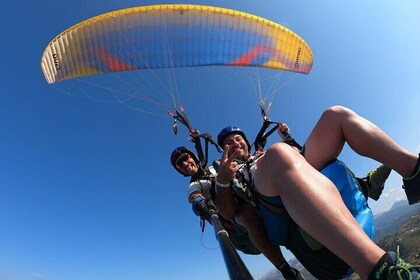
256;159;374;246
229;150;374;247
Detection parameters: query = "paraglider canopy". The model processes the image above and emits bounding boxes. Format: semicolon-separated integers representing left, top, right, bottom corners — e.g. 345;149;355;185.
41;4;313;84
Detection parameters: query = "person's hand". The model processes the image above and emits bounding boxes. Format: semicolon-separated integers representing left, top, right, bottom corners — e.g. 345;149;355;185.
278;123;291;140
216;146;241;184
255;149;265;156
192;196;210;219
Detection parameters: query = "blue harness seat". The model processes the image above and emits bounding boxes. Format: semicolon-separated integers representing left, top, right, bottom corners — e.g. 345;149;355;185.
257;159;374;246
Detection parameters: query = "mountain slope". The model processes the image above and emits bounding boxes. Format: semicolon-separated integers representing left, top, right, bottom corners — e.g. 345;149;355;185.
376;211;420;264
373;200;420;240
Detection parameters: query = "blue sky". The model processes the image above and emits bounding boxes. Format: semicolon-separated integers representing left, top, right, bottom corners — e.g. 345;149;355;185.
1;1;419;280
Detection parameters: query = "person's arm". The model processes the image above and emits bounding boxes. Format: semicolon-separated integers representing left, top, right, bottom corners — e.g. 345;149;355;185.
214;182;237;220
278;123;303;152
187;179;213;202
214;148;241;220
187;180;212;219
189;192;203;202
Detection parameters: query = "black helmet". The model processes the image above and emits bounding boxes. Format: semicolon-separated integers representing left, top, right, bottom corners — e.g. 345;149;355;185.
170;146;200;176
217;126;251;151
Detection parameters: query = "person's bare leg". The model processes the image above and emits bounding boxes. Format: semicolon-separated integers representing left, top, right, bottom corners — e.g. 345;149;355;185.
235;204;285;267
254;143;384;280
304;105;417;177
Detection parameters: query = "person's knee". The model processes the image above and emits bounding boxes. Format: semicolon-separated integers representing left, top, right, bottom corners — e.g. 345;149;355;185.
254;143;305;196
264;143;297;167
322;105;354;121
256;143;297;176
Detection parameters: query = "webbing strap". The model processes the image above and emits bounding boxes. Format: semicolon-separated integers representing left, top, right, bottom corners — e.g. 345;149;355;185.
256;196;288;214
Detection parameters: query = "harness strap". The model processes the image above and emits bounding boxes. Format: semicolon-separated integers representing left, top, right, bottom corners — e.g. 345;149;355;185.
252;184;288;215
256;195;288;214
283;136;303;151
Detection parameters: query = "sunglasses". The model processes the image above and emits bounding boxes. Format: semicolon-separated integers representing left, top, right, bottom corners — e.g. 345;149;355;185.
175;153;190;168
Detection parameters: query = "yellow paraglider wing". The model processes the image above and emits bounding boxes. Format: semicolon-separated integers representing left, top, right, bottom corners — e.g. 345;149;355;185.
41;4;313;84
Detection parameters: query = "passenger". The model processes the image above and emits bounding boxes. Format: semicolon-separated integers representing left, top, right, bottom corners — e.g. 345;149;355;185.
170;146;304;280
215;105;419;280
